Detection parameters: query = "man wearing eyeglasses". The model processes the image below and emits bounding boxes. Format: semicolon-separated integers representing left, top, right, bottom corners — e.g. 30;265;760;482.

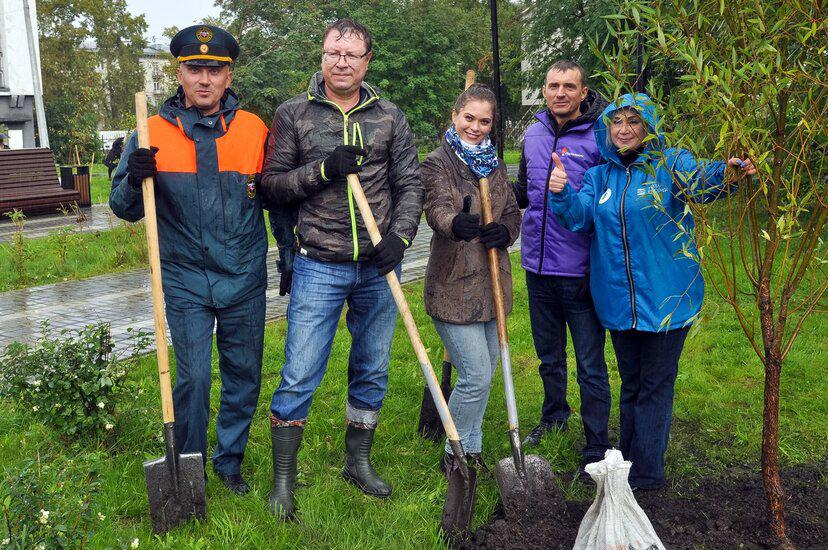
260;18;423;519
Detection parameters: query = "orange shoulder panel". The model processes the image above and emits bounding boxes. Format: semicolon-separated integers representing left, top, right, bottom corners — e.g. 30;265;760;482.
148;115;197;173
216;110;269;175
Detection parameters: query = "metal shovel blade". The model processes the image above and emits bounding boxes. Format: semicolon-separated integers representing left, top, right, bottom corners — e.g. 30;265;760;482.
440;456;477;544
494;454;560;519
144;452;206;534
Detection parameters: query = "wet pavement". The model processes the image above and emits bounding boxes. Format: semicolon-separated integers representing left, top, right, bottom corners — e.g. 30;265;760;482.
0;204;125;243
0;218;521;355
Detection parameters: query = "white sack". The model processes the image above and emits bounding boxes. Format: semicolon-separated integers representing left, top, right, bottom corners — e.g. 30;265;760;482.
573;449;665;550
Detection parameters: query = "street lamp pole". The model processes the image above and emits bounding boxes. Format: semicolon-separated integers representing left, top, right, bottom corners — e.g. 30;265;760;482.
488;0;504;159
22;0;49;149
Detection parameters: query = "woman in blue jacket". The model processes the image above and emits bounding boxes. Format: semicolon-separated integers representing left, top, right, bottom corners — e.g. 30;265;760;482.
548;93;755;489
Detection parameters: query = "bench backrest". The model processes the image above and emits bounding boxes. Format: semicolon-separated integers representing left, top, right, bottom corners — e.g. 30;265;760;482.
0;148;61;194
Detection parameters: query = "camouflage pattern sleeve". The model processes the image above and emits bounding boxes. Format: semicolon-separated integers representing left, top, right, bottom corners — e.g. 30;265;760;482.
386;108;424;244
261;103;326;204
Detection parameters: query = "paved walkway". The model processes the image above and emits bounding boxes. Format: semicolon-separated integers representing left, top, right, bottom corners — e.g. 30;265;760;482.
0;218;521;355
0;204;124;243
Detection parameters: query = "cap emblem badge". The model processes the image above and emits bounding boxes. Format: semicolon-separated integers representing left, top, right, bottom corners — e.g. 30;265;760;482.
196;27;213;43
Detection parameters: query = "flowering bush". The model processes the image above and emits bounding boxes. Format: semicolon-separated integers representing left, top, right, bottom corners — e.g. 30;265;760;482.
0;322;149;439
1;457;100;549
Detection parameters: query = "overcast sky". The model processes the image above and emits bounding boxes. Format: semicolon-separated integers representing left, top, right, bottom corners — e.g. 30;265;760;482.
125;0;221;43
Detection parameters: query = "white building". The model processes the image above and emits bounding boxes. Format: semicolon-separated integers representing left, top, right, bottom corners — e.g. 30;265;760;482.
140;43;176;106
0;0;44;148
82;40;176;130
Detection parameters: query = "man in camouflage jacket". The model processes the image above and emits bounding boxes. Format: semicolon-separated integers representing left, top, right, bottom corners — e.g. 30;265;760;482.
260;18;423;519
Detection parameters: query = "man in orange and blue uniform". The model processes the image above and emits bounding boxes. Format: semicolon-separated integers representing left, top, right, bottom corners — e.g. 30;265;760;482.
110;24;280;495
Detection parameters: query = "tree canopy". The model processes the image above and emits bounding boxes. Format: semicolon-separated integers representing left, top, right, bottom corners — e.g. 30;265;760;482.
38;0;146;162
217;0;524;145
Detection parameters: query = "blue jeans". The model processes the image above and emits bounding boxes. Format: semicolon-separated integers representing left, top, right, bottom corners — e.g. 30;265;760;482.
269;254;399;423
525;271;610;460
610;327;690;489
433;319;500;455
166;292;265;476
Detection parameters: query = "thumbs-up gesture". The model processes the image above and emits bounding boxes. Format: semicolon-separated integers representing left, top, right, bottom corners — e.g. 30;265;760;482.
548;152;568;194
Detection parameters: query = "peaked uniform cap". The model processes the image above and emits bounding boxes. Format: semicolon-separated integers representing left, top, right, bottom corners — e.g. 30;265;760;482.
170;24;239;66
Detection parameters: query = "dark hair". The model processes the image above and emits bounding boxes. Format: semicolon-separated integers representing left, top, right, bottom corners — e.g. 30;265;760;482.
323;18;372;53
546;60;588;86
453;83;498;121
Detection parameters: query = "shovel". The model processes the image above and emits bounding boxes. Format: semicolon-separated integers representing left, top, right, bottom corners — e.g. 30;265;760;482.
477;176;558;516
135;92;206;534
347;173;476;543
417;348;453;442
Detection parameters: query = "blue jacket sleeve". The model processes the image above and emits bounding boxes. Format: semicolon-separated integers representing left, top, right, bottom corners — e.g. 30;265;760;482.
670;149;734;204
549;168;598;233
108;131;146;222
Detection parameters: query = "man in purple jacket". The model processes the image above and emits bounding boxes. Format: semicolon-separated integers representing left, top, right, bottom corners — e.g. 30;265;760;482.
513;60;610;476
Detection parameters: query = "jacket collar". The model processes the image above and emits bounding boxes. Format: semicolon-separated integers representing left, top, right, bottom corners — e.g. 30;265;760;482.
159;87;240;138
535;89;609;136
306;71;380;113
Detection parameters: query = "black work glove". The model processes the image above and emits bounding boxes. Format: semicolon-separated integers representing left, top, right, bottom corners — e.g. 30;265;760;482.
322;145;367;182
365;233;406;276
451;195;480;241
479;222;510;249
277;246;295;296
279;270;293;296
127;147;158;188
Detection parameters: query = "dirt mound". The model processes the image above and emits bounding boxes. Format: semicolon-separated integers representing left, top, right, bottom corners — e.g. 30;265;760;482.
462;463;827;549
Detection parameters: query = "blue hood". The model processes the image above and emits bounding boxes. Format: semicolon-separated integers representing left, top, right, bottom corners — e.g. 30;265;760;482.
594;93;664;166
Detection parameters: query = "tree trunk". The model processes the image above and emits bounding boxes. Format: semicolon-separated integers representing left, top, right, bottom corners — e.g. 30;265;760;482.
759;286;794;549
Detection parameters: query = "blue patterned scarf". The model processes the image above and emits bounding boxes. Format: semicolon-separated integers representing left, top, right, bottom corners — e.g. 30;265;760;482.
445;126;499;179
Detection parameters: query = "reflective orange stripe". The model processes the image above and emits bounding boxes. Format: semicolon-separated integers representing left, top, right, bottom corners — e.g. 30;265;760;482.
149;116;197;173
147;110;268;175
216;111;268;174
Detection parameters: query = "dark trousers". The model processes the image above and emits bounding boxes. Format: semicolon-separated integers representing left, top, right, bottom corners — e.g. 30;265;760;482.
610;326;690;489
166;292;266;476
525;271;611;460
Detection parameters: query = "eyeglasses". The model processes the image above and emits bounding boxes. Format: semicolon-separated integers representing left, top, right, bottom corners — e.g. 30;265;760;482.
322;51;369;66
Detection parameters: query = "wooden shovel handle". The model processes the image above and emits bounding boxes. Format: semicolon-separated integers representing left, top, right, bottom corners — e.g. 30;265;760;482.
478;178;508;344
135;92;174;424
347;174;461;442
464;70;476;90
479;177;521;434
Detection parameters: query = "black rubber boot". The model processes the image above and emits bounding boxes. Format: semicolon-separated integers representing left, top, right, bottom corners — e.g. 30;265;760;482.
342;424;392;498
269;425;303;519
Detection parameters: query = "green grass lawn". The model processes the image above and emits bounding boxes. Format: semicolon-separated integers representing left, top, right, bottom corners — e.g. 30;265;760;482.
0;220;148;292
91;164;113;205
1;254;825;548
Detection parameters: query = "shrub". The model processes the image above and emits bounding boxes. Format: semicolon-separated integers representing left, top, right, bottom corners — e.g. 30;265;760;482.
0;322;150;440
1;456;101;549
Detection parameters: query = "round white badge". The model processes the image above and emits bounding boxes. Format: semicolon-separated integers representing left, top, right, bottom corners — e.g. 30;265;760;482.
599;188;612;204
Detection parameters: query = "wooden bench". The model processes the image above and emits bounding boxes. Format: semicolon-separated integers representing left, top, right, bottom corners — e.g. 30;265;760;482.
0;148;82;216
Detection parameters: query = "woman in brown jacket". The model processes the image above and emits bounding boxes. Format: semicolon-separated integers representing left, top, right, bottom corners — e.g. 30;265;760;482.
421;84;521;471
